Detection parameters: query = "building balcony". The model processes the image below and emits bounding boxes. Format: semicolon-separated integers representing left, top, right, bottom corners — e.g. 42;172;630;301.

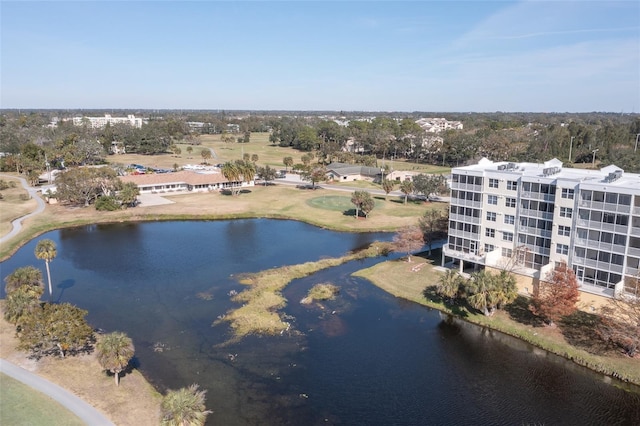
572;257;624;274
519;209;554;221
450;198;483;209
628;247;640;258
448;228;480;240
443;244;486;264
449;213;481;224
521;191;555;202
578;200;631;214
576;220;628;235
574;239;627;254
517;226;552;239
450;182;483;192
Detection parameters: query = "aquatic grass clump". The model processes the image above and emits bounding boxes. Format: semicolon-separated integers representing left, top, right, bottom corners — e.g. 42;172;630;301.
301;283;340;304
218;242;389;339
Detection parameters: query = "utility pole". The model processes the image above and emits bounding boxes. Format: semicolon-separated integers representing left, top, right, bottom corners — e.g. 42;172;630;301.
569;136;575;163
592;149;599;169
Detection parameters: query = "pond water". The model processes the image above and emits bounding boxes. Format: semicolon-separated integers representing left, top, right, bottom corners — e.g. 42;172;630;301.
1;219;639;425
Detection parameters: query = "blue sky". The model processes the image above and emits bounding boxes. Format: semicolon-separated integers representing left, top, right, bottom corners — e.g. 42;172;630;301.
1;1;639;112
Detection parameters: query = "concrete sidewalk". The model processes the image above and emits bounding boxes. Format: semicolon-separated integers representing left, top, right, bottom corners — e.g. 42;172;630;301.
0;359;114;425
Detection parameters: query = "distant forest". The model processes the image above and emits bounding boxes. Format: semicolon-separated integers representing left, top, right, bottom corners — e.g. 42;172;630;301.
1;110;638;180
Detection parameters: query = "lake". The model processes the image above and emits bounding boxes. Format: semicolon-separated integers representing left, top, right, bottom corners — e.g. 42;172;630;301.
1;219;639;425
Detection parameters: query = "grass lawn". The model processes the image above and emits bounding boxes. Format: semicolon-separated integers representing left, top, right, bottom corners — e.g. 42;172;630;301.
0;373;85;426
306;195;385;214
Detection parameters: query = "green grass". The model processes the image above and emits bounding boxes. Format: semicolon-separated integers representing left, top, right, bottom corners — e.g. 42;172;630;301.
0;373;85;426
301;283;340;304
306;195;384;212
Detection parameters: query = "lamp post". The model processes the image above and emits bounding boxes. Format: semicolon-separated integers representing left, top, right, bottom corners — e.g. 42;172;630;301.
591;149;599;168
569;136;575;163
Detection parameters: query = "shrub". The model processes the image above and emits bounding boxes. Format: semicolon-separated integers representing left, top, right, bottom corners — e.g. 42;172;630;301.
95;196;121;211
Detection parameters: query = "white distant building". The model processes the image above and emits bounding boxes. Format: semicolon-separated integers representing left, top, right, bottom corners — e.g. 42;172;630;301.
72;114;143;129
416;118;463;133
443;158;640;302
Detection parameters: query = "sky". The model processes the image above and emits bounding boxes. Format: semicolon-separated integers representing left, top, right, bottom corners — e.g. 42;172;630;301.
1;1;639;112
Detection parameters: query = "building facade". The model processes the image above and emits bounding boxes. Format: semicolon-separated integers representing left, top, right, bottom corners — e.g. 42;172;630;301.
72;114;143;128
443;158;640;299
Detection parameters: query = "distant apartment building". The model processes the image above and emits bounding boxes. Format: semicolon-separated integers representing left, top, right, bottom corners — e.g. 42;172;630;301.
72;114;143;129
415;118;463;133
443;158;640;300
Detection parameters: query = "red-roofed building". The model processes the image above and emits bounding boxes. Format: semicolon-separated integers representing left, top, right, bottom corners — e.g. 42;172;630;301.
119;170;252;194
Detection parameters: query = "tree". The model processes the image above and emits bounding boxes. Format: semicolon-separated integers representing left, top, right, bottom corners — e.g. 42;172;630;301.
35;239;56;297
529;262;580;325
161;384;212;426
399;180;414;204
413;174;448;201
250;154;258;164
360;194;375;218
221;161;241;195
436;269;464;301
350;190;374;219
18;303;94;359
186;146;193;157
200;148;212;164
393;226;424;262
466;271;497;316
55;167;120;207
598;276;640;357
283;156;293;172
418;209;447;255
381;179;395;201
3;266;44;325
118;181;140;207
96;332;135;386
301;165;327;189
256;165;277;186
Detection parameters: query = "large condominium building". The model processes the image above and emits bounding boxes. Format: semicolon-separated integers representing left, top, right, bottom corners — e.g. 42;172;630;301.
72;114;143;129
443;158;640;299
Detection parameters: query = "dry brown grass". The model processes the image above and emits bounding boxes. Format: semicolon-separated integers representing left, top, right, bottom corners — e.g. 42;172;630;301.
0;306;161;425
301;283;340;304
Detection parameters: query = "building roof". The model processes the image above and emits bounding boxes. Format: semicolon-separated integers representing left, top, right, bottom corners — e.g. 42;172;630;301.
120;170;230;186
326;162;382;177
454;158;640;190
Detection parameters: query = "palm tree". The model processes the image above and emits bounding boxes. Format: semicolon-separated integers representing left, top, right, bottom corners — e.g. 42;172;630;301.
399;180;414;204
4;266;44;295
437;269;463;300
161;384;212;426
381;179;395;201
96;332;135;386
221;161;241;195
466;271;498;316
34;239;56;297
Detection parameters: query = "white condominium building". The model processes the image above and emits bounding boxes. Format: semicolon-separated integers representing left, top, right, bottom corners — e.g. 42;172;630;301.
443;158;640;298
72;114;143;129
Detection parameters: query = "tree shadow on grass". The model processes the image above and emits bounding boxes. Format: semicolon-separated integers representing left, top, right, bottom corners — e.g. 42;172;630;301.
505;295;545;327
422;285;468;318
559;311;610;355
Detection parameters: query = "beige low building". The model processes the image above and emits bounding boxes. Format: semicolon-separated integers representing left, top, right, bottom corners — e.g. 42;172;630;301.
120;170;252;194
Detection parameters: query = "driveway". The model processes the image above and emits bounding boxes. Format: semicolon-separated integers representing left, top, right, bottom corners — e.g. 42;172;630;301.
0;359;114;425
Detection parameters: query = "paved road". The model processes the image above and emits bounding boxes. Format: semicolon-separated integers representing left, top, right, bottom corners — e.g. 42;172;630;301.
0;359;114;425
0;174;47;245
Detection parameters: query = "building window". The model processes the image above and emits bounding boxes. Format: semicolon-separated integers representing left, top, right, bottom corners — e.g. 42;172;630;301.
486;212;497;222
484;244;495;253
560;207;572;218
504;215;515;225
502;232;514;242
558;225;571;236
485;228;495;238
507;180;517;191
489;178;499;188
561;188;574;199
488;195;498;205
505;197;516;208
556;244;569;255
502;248;513;258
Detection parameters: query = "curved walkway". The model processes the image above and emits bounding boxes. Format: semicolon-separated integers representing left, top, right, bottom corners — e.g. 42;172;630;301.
0;174;46;244
0;359;114;425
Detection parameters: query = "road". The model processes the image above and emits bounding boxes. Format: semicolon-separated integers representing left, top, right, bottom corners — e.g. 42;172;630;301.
0;359;115;425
